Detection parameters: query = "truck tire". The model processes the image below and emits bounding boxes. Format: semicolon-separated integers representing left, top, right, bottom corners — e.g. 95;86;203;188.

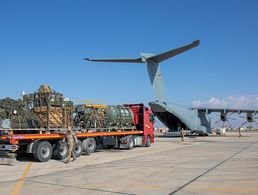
73;140;83;157
145;136;151;147
33;141;53;162
128;137;134;150
52;140;68;160
82;138;96;154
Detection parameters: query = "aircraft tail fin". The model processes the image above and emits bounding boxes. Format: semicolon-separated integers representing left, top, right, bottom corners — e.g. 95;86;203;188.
146;60;166;102
142;40;200;102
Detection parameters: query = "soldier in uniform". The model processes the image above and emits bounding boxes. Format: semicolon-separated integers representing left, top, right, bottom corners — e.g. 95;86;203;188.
64;126;78;163
238;127;242;137
180;128;185;142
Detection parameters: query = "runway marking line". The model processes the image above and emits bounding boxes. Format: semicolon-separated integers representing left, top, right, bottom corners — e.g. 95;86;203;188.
10;162;32;195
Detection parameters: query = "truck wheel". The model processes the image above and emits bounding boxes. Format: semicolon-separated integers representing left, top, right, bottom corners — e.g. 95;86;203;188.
73;140;83;157
82;138;96;154
128;137;134;150
53;140;68;160
33;141;53;162
145;136;151;147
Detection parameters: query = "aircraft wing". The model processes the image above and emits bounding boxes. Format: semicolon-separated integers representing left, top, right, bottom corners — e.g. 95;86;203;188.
196;108;258;114
84;58;144;63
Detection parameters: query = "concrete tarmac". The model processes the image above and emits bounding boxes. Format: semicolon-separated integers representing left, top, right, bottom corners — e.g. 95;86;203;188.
0;132;258;195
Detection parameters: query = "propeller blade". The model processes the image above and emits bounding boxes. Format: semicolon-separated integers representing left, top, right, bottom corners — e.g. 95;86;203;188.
228;113;235;117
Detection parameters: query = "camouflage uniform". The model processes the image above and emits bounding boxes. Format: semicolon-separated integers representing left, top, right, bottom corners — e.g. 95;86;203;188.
180;128;185;142
65;127;78;163
238;127;242;137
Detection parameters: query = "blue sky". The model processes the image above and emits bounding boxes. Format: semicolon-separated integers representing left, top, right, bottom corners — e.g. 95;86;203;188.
1;0;258;108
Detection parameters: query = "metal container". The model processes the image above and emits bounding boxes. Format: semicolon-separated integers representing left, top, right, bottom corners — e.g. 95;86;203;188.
105;106;134;127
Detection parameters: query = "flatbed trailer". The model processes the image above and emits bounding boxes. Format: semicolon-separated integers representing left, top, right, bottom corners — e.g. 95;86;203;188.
0;104;154;163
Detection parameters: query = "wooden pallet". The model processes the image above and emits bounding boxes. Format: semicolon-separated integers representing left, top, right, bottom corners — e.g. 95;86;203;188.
34;106;72;128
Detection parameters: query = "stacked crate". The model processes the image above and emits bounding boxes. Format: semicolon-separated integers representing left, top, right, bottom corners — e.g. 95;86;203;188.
34;106;72;128
24;85;73;129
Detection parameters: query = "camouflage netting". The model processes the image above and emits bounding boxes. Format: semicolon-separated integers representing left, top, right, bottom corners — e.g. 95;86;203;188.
0;98;39;128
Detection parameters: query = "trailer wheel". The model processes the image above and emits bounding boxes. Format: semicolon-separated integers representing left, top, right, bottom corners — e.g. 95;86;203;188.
82;138;96;154
128;137;134;150
53;140;68;160
145;136;151;147
33;141;53;162
73;140;83;157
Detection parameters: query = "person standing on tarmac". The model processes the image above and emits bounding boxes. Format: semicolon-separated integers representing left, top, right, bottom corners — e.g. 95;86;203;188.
180;128;185;142
238;127;242;137
64;126;78;163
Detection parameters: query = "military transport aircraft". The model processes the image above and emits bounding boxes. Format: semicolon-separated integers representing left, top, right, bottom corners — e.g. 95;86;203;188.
85;41;258;135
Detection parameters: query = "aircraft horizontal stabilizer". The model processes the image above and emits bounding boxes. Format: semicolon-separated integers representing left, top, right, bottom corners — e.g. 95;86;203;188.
84;40;199;64
147;40;200;63
84;58;144;63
